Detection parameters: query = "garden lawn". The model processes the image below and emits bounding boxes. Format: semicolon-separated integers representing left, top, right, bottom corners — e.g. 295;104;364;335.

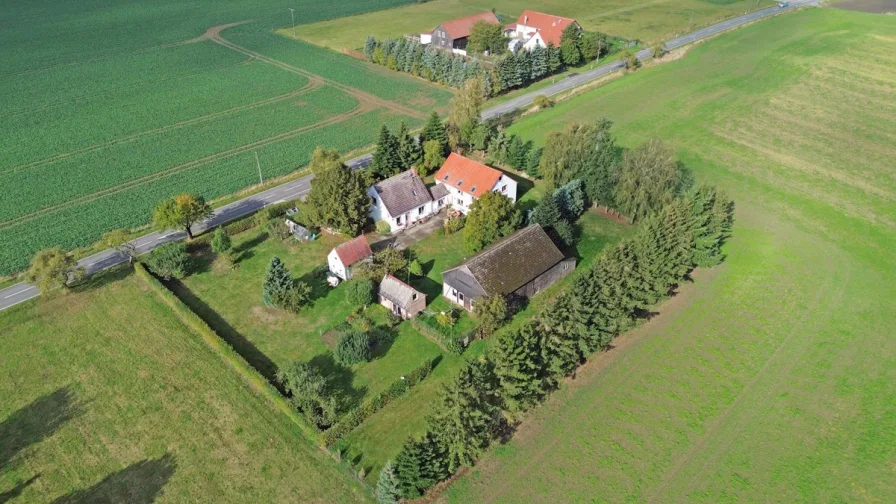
296;0;777;51
448;8;896;502
0;270;369;503
173;227;440;413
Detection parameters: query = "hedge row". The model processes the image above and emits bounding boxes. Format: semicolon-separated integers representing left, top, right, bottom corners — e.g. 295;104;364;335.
412;316;468;355
134;263;323;445
324;358;434;446
191;199;300;246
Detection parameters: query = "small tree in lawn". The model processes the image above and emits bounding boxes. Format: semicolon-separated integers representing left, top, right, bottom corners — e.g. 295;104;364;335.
24;248;83;292
277;361;338;428
143;242;190;280
376;461;401;504
421;139;445;176
335;329;372;365
102;229;136;264
210;227;232;254
409;259;423;277
463;192;523;253
652;42;667;59
263;256;292;306
473;294;507;338
152;193;213;239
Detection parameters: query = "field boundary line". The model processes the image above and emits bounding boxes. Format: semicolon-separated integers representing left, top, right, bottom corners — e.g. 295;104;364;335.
0;104;369;230
209;24;427;120
2;81;322;176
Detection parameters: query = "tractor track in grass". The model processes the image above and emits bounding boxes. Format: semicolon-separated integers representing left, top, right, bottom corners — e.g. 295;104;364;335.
208;23;427;121
0;80;323;177
0;56;257;120
0;102;370;231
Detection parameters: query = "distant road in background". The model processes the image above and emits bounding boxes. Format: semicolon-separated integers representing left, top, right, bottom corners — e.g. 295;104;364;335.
0;1;816;311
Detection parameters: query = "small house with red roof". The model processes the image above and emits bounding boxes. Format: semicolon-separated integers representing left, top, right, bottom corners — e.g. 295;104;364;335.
424;11;500;55
433;153;517;214
327;235;373;281
507;10;580;52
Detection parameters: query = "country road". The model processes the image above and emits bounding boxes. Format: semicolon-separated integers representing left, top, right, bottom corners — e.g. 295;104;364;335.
0;1;814;312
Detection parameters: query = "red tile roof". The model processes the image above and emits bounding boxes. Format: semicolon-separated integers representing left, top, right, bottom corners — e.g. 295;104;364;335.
516;10;578;47
437;11;500;40
434;153;503;198
334;235;372;267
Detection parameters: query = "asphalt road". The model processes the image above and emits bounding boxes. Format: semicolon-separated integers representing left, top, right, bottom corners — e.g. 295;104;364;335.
0;2;812;312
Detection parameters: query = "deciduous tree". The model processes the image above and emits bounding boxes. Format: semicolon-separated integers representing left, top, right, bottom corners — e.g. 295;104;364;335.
559;24;582;66
142;242;190;280
422;139;445;175
102;229;136;264
463;192;522;253
473;294;507;338
152;193;213;239
468;21;507;55
614;138;680;222
305;149;370;235
24;248;83;292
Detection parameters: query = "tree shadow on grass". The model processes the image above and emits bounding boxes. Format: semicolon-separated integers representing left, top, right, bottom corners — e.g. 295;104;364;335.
297;267;335;304
70;266;131;294
308;354;367;413
50;454;177;504
0;474;40;504
369;324;399;361
409;275;442;302
234;232;268;255
0;386;83;472
166;279;282;391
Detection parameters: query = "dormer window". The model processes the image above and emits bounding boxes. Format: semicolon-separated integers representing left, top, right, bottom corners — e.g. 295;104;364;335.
470;186;477;193
456;181;462;187
443;175;449;181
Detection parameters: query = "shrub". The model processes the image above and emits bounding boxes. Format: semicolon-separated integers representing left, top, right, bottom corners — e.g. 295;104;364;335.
534;95;554;109
346;278;375;307
211;226;232;253
376;220;392;234
265;218;292;240
409;259;423;277
473;294;508;338
443;215;465;234
435;311;456;328
143;242;190;280
335;329;372;365
273;281;312;313
277;361;338;429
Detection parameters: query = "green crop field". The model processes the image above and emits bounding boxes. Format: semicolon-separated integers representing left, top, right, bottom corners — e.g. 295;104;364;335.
0;0;452;275
0;270;370;502
297;0;777;51
446;7;896;503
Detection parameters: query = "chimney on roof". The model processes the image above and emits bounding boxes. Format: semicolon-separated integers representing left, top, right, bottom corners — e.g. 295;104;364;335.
410;165;418;176
524;15;528;25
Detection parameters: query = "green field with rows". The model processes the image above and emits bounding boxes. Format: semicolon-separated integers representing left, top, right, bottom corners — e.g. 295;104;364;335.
0;0;452;275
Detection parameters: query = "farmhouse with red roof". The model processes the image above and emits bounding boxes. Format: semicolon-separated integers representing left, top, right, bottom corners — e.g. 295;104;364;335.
506;10;581;52
327;235;373;281
422;11;500;55
433;153;517;214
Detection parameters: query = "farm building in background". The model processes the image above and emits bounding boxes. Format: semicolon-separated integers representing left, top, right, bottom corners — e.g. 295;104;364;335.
434;153;517;214
422;11;500;55
505;10;580;52
442;224;575;311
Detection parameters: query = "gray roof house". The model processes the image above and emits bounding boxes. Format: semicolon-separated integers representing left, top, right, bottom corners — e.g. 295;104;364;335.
368;169;449;233
442;224;575;311
379;274;426;319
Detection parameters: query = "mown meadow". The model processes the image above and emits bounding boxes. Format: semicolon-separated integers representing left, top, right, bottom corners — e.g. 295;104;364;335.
0;270;371;503
447;7;896;502
0;0;452;275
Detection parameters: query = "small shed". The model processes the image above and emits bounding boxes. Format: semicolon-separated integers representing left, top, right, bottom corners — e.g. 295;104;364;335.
379;274;426;319
285;219;315;241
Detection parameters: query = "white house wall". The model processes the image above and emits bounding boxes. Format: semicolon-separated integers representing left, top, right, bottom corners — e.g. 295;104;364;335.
327;249;349;280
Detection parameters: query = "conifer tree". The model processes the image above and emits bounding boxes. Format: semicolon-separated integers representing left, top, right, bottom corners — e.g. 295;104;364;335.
372;125;403;178
428;359;499;471
531;194;562;228
538;312;580;384
581;118;620;210
491;322;545;412
394;438;424;498
449;54;466;87
546;43;563;73
506;135;530;170
376;461;401;504
420;111;448;154
631;214;667;307
396;121;422;168
530;45;548;80
515;49;532;86
559;24;582;66
364;35;377;61
525;147;543;178
263;256;292;306
688;185;734;267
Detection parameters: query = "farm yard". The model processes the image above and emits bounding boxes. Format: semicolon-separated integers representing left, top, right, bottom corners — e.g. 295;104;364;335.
0;0;452;275
0;270;370;503
447;8;896;502
296;0;778;51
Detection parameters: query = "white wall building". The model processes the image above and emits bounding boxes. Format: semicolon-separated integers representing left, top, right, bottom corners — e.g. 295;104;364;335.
327;235;373;281
505;10;580;52
368;169;449;233
433;153;517;215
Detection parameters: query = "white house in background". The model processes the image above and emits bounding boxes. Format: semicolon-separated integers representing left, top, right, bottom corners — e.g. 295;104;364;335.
327;235;373;281
368;169;449;233
433;153;517;214
505;10;580;52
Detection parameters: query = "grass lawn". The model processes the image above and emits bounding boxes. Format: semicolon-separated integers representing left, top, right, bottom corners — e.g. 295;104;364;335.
0;270;369;503
448;8;896;502
174;228;438;413
296;0;777;51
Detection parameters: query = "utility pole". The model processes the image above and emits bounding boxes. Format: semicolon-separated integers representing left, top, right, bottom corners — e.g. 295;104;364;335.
289;8;296;38
255;151;263;185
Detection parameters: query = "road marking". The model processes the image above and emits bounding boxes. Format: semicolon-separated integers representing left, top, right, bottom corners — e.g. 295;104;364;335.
4;286;36;299
2;292;40;308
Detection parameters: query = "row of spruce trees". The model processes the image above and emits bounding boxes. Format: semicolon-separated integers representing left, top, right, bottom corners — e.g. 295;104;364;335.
376;184;734;501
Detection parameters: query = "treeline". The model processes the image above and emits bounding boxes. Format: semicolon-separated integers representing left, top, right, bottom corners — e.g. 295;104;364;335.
377;184;734;501
363;29;613;98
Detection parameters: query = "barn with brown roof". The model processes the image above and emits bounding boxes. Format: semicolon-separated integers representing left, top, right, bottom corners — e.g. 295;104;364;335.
425;11;500;54
441;224;575;311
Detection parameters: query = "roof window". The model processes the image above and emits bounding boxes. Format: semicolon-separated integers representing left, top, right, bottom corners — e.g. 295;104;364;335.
456;181;463;187
443;175;450;181
471;186;477;193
